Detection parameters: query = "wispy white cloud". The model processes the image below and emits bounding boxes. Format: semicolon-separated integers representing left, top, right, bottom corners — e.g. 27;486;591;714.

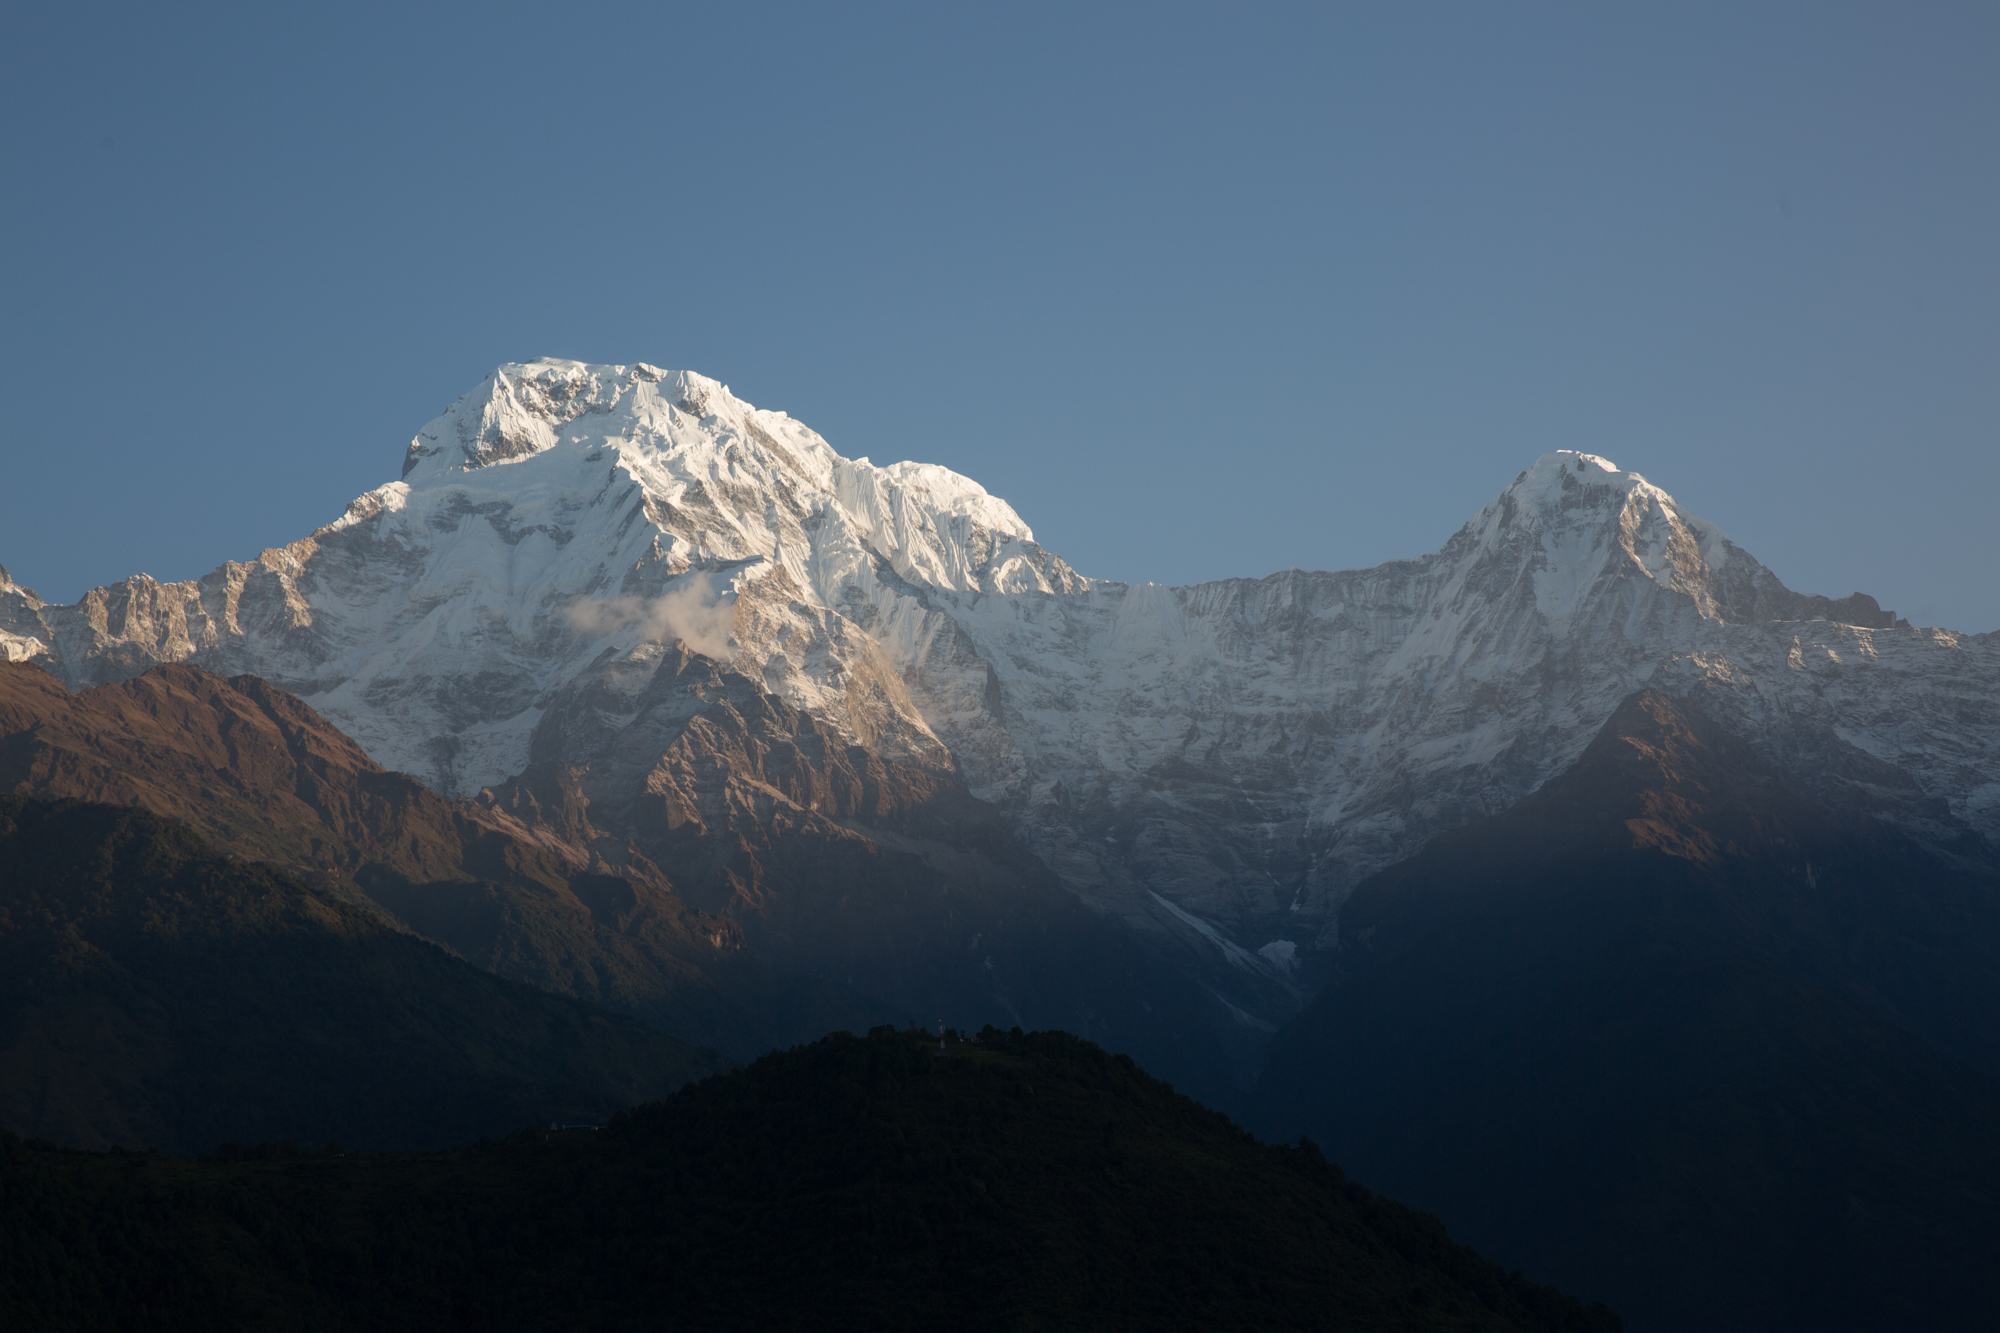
562;574;735;660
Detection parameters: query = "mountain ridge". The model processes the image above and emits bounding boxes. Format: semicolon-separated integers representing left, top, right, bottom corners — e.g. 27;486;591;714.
4;359;1993;1036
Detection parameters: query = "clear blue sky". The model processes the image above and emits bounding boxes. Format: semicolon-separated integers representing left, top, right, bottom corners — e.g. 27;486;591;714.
4;2;1995;629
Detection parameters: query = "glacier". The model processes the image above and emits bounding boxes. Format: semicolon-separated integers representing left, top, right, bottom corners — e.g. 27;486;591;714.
5;358;1995;1009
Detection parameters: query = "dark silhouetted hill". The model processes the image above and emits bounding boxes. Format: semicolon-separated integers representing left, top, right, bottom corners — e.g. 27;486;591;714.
0;1026;1618;1332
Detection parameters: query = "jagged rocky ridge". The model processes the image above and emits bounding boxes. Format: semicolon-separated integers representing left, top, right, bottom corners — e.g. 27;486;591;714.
4;359;1995;1030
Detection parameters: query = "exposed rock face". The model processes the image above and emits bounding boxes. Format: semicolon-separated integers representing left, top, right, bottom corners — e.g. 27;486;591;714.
0;659;632;888
5;361;1995;1031
478;643;1244;1101
0;660;878;1060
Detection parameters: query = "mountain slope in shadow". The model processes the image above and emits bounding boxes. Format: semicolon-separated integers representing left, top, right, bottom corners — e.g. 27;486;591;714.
0;795;725;1153
0;659;1249;1105
493;641;1260;1104
1253;689;2000;1332
0;661;881;1058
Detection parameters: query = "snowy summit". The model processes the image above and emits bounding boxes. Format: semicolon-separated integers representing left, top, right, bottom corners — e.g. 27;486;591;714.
3;359;1994;1016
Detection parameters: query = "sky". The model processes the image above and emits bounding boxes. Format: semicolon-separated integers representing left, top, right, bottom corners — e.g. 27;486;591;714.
3;2;1995;630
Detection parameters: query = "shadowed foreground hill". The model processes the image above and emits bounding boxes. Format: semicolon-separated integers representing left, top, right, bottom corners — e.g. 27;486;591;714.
0;1026;1618;1333
1254;690;2000;1331
0;795;725;1153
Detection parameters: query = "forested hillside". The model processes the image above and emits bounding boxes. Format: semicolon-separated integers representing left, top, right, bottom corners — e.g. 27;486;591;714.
1;1026;1617;1332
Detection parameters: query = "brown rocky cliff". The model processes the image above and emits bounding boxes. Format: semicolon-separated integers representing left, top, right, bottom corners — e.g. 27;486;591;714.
2;660;483;880
0;662;870;1058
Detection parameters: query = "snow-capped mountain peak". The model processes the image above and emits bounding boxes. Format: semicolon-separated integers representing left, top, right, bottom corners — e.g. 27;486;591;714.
6;363;1993;1028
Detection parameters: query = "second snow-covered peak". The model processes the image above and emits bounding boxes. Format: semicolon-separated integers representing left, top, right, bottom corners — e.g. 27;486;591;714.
1504;450;1669;513
1438;448;1897;630
1456;449;1712;566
